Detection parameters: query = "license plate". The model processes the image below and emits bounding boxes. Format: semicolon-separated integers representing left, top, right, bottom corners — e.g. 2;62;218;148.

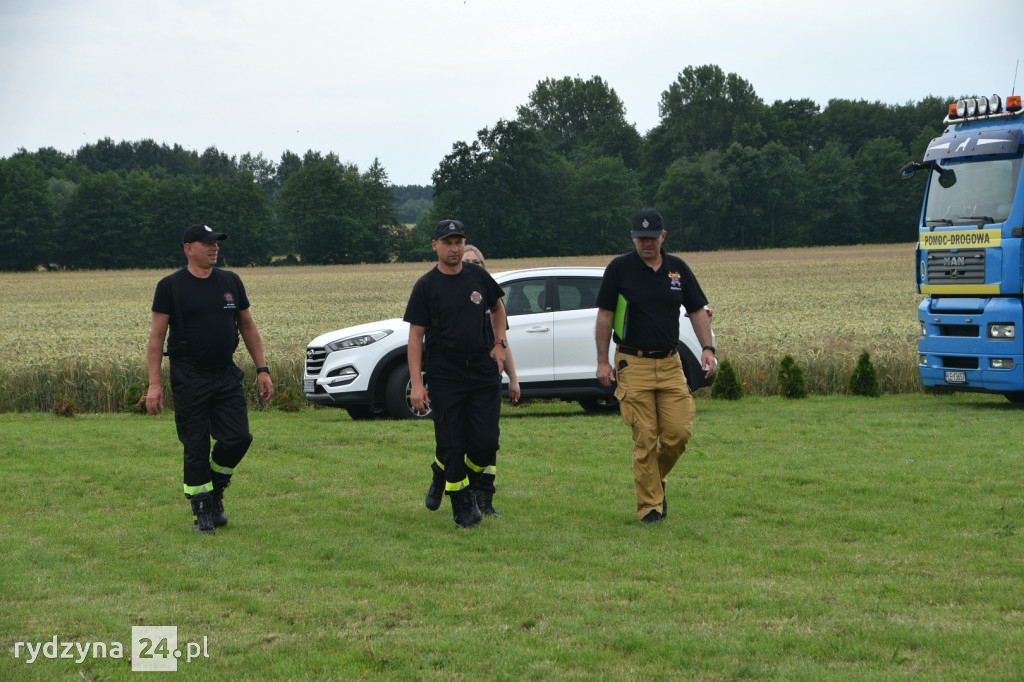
303;378;316;393
944;371;967;384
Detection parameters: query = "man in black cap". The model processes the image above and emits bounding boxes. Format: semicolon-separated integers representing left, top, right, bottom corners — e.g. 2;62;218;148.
146;224;273;535
403;219;508;529
595;208;716;524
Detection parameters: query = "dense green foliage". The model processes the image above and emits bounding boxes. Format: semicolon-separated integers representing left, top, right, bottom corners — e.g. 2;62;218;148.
0;146;404;269
429;68;943;258
1;64;950;270
393;184;434;224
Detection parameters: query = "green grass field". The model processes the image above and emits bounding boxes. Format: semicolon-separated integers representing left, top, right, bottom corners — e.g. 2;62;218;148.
3;394;1022;680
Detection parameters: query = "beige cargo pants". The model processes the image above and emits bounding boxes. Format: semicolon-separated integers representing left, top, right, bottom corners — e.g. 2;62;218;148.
613;350;695;519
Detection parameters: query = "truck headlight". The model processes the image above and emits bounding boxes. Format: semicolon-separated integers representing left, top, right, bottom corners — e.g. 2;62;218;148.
326;330;393;352
988;324;1015;339
990;358;1015;369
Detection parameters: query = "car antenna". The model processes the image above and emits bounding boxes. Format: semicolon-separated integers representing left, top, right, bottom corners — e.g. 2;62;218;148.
1013;59;1020;97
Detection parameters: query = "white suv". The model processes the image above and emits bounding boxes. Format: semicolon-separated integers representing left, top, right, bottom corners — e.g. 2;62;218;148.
304;266;714;419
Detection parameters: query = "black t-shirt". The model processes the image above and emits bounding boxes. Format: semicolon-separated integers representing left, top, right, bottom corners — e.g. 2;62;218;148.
403;263;504;360
152;267;250;367
596;250;708;351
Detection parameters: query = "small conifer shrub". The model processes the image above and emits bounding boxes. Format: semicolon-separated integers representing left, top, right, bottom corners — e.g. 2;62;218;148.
849;351;881;397
777;355;808;399
711;358;743;400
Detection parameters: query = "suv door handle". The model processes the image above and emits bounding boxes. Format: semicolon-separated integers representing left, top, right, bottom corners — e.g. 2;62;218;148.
525;327;551;333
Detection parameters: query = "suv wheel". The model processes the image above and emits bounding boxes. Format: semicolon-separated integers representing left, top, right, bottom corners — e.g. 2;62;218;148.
385;364;431;420
578;396;619;413
346;405;387;420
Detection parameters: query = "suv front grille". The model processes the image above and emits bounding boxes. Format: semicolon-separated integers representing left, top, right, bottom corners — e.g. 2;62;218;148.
925;249;985;285
305;347;327;375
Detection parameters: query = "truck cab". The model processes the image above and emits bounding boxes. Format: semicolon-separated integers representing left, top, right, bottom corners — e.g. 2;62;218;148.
909;94;1024;401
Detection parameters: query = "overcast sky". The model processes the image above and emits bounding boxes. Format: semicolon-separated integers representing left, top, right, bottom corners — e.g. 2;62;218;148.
2;0;1021;186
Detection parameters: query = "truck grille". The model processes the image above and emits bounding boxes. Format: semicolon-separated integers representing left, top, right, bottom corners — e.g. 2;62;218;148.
940;356;979;370
938;324;979;337
305;347;327;375
925;249;985;285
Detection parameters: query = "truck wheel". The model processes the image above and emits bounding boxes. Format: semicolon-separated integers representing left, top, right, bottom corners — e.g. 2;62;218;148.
385;364;431;420
1006;392;1024;405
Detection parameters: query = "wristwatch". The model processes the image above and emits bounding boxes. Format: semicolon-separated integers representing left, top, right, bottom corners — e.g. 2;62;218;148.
256;366;270;374
494;339;507;348
701;346;715;354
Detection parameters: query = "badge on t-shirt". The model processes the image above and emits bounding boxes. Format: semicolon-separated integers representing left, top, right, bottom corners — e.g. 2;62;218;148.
223;291;237;310
470;291;483;305
668;272;682;291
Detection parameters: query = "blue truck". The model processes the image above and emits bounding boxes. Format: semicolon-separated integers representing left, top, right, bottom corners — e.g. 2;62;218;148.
904;93;1024;401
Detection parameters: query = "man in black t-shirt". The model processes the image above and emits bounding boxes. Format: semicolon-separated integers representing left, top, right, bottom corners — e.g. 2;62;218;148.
146;224;273;535
404;219;507;529
596;209;717;524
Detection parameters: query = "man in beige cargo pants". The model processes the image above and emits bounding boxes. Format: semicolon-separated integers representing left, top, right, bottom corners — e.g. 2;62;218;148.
595;209;716;523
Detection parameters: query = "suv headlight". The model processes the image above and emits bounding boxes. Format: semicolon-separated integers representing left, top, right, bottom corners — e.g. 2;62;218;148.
326;330;393;352
988;324;1015;339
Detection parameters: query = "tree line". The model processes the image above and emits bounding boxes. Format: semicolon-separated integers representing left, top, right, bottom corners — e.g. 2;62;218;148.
0;143;428;270
0;63;948;271
422;66;945;259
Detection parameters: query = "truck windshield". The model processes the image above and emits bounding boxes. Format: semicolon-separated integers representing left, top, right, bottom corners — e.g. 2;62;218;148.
924;155;1021;226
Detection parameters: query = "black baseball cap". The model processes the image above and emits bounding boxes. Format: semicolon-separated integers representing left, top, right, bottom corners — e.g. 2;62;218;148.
631;208;664;239
182;224;227;244
433;219;467;241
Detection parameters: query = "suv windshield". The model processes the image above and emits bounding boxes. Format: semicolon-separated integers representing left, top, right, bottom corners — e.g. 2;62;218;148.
925;155;1021;226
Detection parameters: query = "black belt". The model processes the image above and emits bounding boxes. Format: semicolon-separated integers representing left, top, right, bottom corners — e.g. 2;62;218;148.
617;345;677;359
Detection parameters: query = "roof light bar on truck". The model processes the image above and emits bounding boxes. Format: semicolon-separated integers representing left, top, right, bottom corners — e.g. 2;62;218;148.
947;94;1023;123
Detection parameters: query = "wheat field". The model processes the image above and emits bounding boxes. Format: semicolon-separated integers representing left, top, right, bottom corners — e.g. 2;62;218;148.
0;243;922;411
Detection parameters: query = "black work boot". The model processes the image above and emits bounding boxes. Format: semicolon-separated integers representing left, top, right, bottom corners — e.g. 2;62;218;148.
211;473;231;528
466;471;483;523
448;489;478;529
469;488;483;524
640;509;663;524
425;463;445;511
661;480;667;519
475;472;500;517
189;492;216;535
